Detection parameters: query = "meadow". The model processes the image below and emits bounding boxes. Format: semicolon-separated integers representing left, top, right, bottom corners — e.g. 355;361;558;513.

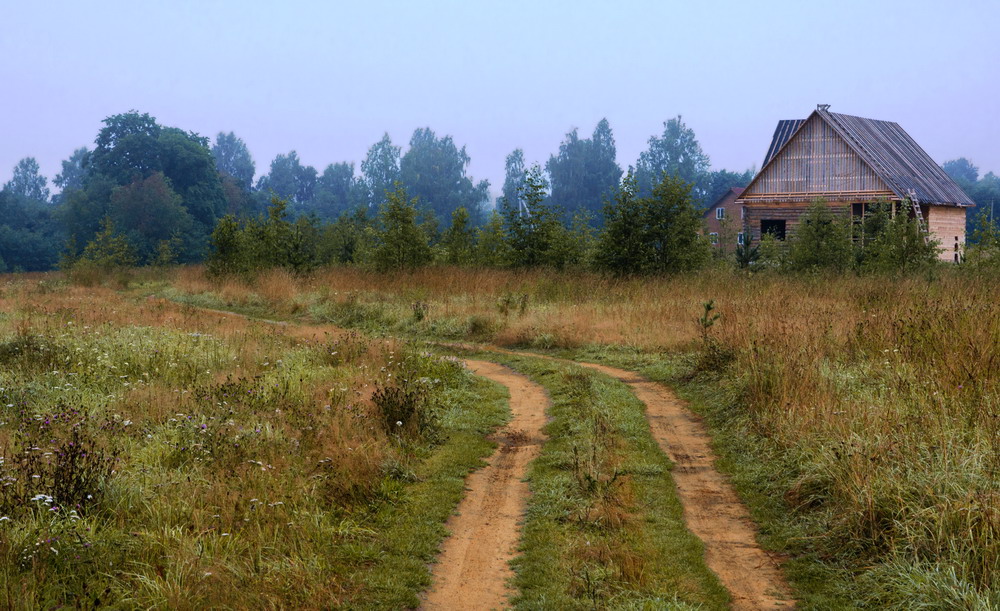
0;276;510;608
164;264;1000;608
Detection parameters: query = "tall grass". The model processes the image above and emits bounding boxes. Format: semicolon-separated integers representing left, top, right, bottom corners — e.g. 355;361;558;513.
165;264;1000;604
0;275;506;608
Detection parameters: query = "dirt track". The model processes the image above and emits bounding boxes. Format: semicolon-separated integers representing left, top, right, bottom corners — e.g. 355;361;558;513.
421;360;548;610
575;361;792;610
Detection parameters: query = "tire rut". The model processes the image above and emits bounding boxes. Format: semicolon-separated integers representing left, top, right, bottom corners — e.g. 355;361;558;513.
575;361;793;610
421;360;548;610
441;343;793;610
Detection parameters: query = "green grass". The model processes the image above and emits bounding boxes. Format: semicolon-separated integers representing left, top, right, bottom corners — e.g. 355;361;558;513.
0;280;512;608
453;350;729;610
342;373;509;608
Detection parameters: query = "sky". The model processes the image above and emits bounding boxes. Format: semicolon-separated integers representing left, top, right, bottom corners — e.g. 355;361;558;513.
1;0;998;197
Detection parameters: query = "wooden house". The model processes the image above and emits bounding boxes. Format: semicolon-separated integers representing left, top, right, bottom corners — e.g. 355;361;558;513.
736;105;973;262
702;187;745;253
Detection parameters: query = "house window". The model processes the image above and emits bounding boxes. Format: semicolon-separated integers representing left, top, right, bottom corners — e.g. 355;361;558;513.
761;219;786;240
737;232;744;245
716;208;725;220
741;207;745;220
709;232;719;245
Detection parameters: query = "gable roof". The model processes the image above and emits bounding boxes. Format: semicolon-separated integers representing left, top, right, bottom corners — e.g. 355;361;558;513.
762;120;804;167
742;106;973;207
702;187;745;217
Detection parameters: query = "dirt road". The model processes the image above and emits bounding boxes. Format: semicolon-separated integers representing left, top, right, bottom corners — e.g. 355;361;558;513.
421;360;548;610
575;361;792;610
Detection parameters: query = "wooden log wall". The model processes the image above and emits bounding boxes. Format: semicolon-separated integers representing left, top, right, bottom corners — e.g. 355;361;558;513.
927;205;967;262
744;203;851;243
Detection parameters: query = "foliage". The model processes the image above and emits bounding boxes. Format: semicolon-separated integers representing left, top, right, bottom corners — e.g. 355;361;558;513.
313;162;362;220
545;119;622;222
0;190;62;271
206;197;321;276
756;233;786;269
503;165;576;268
441;207;474;265
964;210;1000;268
3;157;50;203
473;211;510;267
400;127;489;226
361;132;401;209
53;148;90;195
108;172;195;264
733;240;760;270
318;207;371;265
61;110;225;263
635;115;710;200
370;185;432;272
211;131;256;191
787;199;854;272
942;157;979;184
66;217;138;284
499;148;526;215
256;150;317;206
594;172;710;274
858;201;940;274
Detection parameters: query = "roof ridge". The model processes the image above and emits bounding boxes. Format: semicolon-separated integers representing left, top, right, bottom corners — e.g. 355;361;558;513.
818;109;902;199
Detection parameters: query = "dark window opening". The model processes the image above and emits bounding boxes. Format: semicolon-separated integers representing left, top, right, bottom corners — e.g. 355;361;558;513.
761;219;786;240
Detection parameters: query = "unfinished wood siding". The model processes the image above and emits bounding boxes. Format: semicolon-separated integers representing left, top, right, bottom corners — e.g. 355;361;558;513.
927;205;967;262
745;202;850;242
743;115;893;198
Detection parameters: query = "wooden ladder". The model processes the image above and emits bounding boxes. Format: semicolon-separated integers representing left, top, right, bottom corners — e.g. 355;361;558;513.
908;189;931;245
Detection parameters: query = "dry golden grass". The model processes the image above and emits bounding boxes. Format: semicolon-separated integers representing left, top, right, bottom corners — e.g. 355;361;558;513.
165;264;1000;603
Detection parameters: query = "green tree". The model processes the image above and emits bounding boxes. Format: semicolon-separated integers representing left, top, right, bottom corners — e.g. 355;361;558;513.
942;158;979;185
313;162;361;220
371;185;432;272
3;157;50;203
79;111;226;258
859;201;940;274
400;127;490;226
361;133;401;209
212;132;256;191
503;165;572;268
89;110;162;184
0;190;61;271
319;207;371;265
546;119;623;222
474;211;510;267
499;149;526;216
75;217;138;271
787;200;853;272
595;172;710;275
53;148;90;199
964;210;1000;268
441;207;475;265
635;116;710;201
256;151;316;206
206;215;244;277
109;172;196;263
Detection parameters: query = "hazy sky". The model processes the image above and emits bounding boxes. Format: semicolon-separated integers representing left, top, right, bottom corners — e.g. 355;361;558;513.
2;0;998;195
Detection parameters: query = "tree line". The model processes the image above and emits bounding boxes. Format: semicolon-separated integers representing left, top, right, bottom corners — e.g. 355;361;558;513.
2;109;998;276
0;111;749;273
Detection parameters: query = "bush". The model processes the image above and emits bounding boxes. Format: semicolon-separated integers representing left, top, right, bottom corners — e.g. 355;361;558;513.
788;200;853;272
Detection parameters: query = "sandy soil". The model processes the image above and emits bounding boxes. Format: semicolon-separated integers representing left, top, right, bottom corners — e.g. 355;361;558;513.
575;361;793;610
420;360;548;610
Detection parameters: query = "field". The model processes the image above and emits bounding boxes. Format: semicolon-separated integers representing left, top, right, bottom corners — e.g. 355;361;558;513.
167;265;1000;607
2;265;998;608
